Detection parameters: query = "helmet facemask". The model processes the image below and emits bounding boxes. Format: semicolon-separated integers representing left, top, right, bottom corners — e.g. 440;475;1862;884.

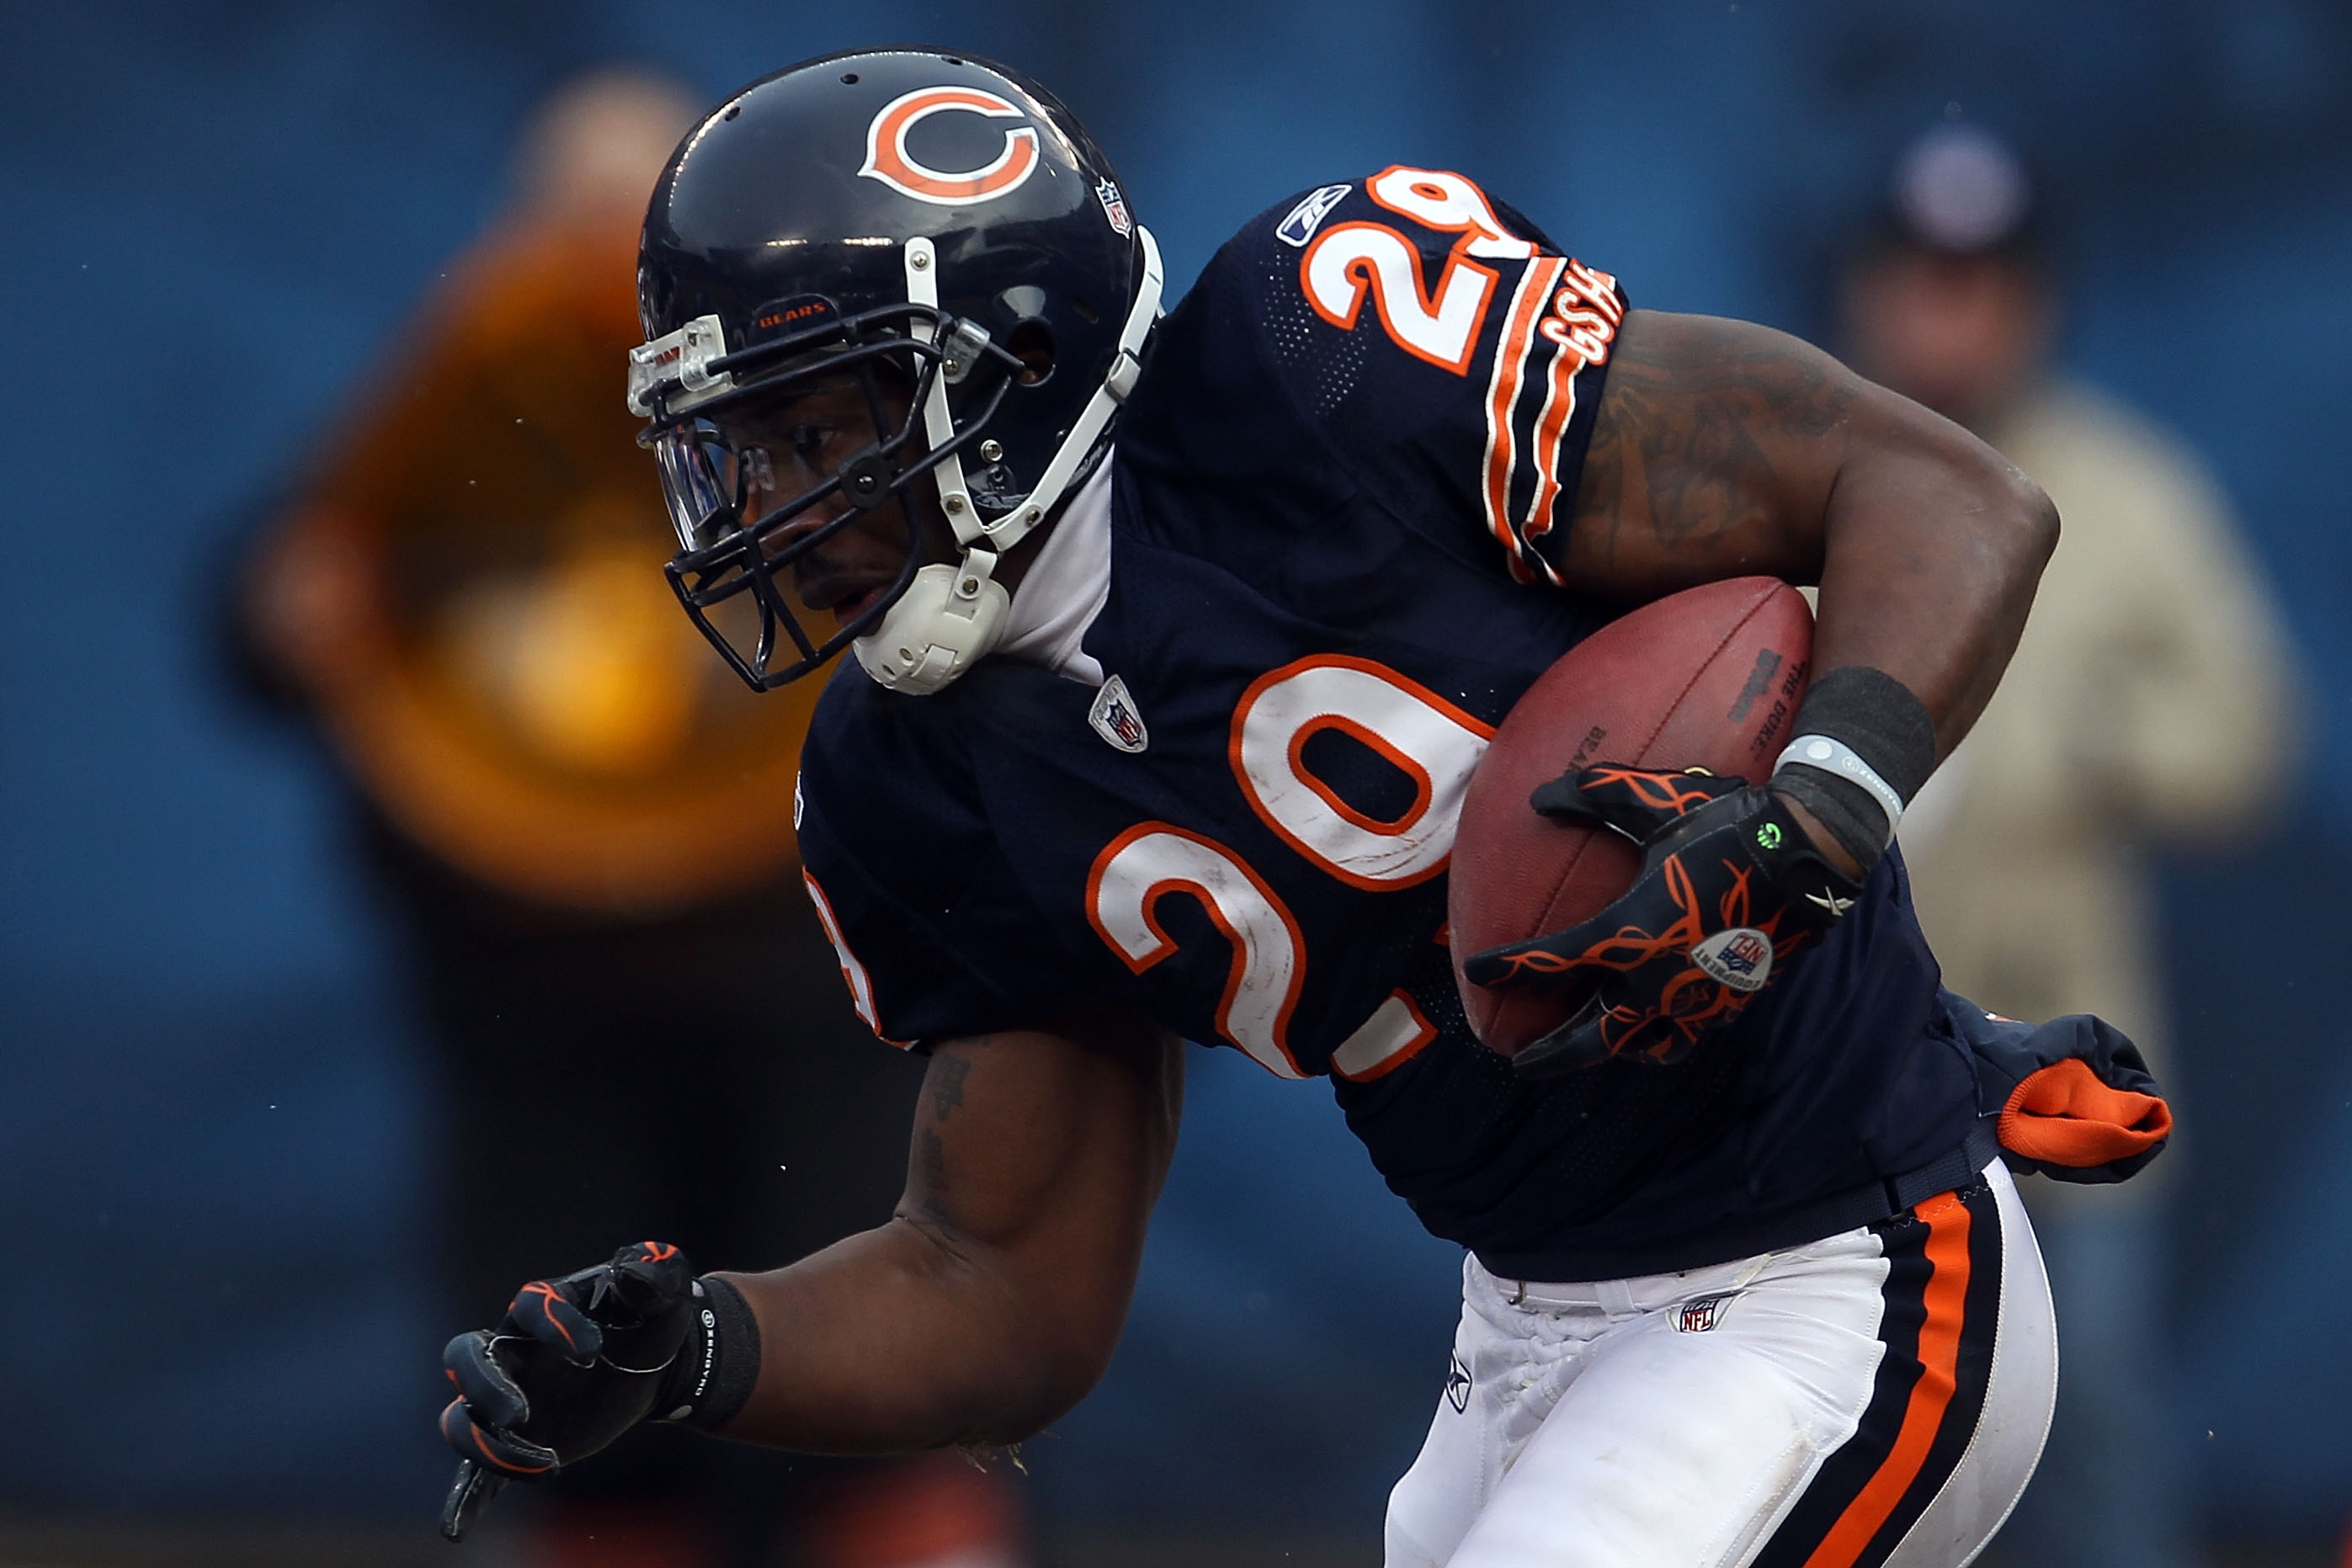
633;295;1024;691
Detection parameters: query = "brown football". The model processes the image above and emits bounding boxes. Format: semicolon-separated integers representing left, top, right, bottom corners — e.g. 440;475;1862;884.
1448;577;1814;1058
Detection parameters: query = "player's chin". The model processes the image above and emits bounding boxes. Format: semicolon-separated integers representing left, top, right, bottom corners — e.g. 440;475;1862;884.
797;572;897;630
829;582;892;629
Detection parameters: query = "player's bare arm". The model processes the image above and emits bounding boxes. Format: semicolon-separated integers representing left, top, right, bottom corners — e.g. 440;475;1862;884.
1566;309;2058;757
712;1007;1183;1453
1455;306;2061;1060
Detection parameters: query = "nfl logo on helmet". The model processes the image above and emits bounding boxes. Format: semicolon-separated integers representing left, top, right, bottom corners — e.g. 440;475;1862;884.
1096;178;1133;237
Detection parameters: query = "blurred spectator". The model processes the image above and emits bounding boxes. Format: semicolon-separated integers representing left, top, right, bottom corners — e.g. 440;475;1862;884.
233;69;1025;1568
1840;125;2301;1568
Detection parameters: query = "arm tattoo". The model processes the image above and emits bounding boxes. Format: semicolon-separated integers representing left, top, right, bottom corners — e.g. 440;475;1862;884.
917;1127;950;1193
901;1037;1001;1247
904;1126;962;1246
1573;314;1857;577
930;1055;973;1122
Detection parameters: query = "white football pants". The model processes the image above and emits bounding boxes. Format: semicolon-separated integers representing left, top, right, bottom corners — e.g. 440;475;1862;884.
1385;1162;2054;1568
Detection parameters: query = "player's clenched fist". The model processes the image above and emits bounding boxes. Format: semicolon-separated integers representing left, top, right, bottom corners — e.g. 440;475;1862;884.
1464;765;1863;1076
439;1241;730;1539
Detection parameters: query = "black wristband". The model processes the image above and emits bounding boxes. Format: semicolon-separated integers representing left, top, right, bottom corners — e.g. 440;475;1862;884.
660;1273;763;1432
1747;787;1866;925
1771;766;1890;871
1770;666;1937;872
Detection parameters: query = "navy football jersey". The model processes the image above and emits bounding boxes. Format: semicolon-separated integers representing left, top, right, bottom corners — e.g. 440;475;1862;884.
797;169;1982;1277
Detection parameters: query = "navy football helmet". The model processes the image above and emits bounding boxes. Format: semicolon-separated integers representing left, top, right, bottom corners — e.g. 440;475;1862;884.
629;48;1162;693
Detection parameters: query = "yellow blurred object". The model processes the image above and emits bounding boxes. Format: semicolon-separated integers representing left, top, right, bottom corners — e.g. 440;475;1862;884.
252;211;825;914
436;522;705;781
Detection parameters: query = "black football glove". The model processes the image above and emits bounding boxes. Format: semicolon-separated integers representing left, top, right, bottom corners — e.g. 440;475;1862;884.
438;1241;704;1541
1461;764;1863;1076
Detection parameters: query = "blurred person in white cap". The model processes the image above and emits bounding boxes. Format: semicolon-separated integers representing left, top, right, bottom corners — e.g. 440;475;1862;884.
1838;124;2301;1568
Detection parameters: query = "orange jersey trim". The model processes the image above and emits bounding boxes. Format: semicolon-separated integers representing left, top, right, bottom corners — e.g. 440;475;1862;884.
1522;303;1594;552
1480;256;1567;585
801;869;913;1050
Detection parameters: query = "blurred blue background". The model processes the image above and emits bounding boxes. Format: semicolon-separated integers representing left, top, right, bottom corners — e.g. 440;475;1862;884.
3;0;2349;1558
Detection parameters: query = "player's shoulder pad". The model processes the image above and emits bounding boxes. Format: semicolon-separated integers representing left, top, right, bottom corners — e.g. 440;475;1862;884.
1219;166;1615;371
1157;168;1626;589
797;661;979;836
795;660;1120;1049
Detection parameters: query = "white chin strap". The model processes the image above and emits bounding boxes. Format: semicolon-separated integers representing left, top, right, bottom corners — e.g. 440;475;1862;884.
854;226;1163;696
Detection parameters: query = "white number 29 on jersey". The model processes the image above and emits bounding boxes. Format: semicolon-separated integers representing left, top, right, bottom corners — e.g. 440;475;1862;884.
1084;655;1490;1081
1300;167;1532;375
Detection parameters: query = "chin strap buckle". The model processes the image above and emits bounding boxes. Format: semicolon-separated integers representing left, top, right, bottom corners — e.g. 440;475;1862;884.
852;546;1012;695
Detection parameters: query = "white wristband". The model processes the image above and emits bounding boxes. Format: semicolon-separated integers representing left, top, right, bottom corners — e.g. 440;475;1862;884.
1775;734;1907;841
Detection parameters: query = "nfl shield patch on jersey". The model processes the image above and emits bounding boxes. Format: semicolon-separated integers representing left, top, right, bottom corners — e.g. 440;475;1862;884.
1089;674;1150;752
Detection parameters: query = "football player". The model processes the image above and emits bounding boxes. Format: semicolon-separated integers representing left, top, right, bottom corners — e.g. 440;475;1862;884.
436;49;2171;1567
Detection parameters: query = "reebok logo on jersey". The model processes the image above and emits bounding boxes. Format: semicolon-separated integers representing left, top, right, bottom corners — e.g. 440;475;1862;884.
1277;183;1351;247
1089;674;1149;752
1444;1352;1472;1411
1674;1293;1737;1333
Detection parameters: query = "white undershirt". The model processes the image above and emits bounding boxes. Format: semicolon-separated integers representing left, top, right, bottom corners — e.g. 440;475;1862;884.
995;454;1113;686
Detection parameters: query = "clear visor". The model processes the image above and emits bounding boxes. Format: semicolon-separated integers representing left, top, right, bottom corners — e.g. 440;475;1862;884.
652;363;918;559
652;418;753;555
642;323;1021;691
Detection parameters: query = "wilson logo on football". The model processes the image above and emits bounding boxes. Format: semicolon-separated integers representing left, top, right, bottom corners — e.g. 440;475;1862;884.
859;86;1041;207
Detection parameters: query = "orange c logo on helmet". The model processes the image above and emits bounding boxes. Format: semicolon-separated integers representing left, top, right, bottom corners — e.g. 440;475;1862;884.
859;86;1041;207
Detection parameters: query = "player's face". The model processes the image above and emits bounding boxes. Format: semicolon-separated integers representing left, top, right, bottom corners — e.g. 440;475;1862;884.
713;374;951;628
